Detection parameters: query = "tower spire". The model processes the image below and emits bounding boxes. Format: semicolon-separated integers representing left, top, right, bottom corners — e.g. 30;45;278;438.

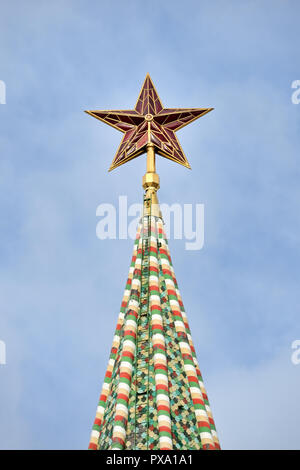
86;74;220;450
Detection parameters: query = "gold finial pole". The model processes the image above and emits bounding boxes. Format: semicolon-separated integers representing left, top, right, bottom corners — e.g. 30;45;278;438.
143;143;160;217
146;142;156;173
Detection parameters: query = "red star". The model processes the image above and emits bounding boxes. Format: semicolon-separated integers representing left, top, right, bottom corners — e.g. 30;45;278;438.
85;74;213;171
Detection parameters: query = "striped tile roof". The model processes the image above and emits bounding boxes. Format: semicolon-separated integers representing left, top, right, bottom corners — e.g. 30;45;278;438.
88;198;220;450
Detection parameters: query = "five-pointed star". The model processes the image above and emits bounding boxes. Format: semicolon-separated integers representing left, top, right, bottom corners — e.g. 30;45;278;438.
85;74;213;171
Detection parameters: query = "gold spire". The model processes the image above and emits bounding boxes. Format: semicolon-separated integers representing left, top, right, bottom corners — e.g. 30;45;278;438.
142;143;161;217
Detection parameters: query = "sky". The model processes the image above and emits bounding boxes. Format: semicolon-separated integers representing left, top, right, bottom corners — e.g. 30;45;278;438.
0;0;300;449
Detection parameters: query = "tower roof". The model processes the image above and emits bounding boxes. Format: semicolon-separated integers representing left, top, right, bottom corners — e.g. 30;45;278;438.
88;206;220;450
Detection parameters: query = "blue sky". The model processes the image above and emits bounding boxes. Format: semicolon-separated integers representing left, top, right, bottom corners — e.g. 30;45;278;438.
0;0;300;449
